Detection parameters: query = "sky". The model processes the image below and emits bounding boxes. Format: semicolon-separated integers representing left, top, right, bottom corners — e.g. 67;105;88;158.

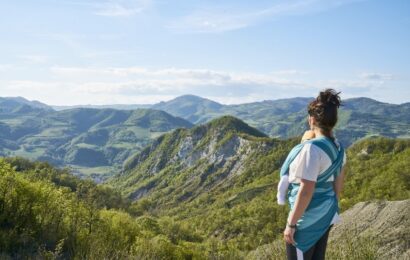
0;0;409;105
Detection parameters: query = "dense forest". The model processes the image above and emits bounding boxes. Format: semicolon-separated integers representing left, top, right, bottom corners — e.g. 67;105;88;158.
1;136;409;259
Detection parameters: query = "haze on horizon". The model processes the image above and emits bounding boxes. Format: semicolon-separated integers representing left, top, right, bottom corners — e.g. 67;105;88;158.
1;0;409;105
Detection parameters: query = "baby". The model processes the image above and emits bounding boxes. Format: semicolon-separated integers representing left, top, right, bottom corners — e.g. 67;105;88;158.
277;130;316;205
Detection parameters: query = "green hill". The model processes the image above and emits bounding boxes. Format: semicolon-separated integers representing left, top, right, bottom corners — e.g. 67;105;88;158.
1;134;409;258
148;95;410;146
112;116;410;254
112;115;271;201
0;105;193;180
0;157;201;259
27;94;410;147
0;96;53;113
1;94;410;179
151;94;224;123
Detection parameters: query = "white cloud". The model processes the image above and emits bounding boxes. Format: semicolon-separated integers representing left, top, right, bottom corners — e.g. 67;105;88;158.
359;72;394;81
168;0;363;33
49;66;309;89
1;66;398;105
95;3;142;17
60;0;151;17
92;0;152;17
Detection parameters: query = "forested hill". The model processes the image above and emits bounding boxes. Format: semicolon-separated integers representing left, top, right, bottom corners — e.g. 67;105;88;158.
112;115;273;201
110;115;410;256
0;99;192;180
150;95;410;146
0;96;53;114
1;135;409;258
51;94;410;146
1;95;409;181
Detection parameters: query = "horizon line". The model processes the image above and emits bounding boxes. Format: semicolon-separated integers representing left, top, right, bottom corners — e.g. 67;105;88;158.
1;94;408;107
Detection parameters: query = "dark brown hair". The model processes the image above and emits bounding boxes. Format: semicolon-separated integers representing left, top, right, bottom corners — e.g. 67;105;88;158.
308;89;342;135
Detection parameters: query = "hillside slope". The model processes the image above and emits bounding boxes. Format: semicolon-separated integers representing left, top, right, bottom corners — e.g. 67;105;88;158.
112;115;271;201
248;199;410;260
329;199;410;259
113;121;410;253
0;106;192;179
147;95;410;146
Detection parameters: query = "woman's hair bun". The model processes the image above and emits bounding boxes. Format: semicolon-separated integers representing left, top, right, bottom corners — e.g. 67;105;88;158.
317;89;341;108
307;89;342;133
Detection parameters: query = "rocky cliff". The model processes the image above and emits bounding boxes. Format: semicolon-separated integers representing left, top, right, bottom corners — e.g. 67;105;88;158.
248;199;410;260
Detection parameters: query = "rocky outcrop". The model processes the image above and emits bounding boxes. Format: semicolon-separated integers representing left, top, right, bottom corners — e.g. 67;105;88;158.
329;199;410;259
114;115;274;201
247;200;410;260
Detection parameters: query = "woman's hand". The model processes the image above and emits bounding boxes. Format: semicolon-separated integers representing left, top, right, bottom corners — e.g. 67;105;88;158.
283;225;296;245
301;130;315;142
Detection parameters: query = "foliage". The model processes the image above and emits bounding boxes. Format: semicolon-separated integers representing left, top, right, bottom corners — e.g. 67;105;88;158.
0;102;193;180
341;137;410;210
0;131;409;258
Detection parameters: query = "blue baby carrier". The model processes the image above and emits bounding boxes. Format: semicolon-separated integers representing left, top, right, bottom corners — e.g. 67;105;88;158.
280;136;344;252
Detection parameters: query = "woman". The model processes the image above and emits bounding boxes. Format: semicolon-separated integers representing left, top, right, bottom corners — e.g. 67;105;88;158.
277;89;347;260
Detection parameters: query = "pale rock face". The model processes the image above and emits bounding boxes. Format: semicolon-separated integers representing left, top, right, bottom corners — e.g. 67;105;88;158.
247;200;410;260
171;133;253;178
329;199;410;259
121;116;272;202
175;136;193;161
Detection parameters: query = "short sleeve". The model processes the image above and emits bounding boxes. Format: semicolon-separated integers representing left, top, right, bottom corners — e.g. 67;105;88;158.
289;143;322;182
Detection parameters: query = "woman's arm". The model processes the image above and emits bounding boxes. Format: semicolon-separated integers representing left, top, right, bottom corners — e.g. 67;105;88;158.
333;165;346;200
283;179;315;244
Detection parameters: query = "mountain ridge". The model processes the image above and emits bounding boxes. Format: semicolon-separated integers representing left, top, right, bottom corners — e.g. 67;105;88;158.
113;115;276;201
0;106;193;179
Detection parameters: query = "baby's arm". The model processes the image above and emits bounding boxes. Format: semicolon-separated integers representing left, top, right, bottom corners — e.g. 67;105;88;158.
277;175;289;205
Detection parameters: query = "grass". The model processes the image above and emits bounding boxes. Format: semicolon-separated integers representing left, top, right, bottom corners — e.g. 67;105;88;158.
247;234;378;260
68;164;116;180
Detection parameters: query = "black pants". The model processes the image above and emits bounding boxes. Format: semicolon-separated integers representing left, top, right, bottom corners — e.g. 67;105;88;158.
286;225;332;260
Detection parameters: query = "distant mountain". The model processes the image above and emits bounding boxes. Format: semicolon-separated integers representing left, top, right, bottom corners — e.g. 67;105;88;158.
151;94;224;123
0;96;53;114
0;107;192;180
148;95;410;146
2;94;409;179
52;104;151;111
8;94;410;146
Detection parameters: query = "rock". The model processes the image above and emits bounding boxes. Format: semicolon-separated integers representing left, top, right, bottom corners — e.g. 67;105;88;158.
247;200;410;260
329;199;410;259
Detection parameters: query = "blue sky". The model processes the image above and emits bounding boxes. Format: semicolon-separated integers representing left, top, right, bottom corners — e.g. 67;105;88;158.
0;0;409;105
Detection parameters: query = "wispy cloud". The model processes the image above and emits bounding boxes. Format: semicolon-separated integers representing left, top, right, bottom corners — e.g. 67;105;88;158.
359;72;394;81
94;1;146;17
0;66;395;105
49;66;309;88
65;0;152;17
169;0;363;33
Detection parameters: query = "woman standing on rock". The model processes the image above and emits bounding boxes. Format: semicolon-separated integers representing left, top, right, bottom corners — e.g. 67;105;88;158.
277;89;347;260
